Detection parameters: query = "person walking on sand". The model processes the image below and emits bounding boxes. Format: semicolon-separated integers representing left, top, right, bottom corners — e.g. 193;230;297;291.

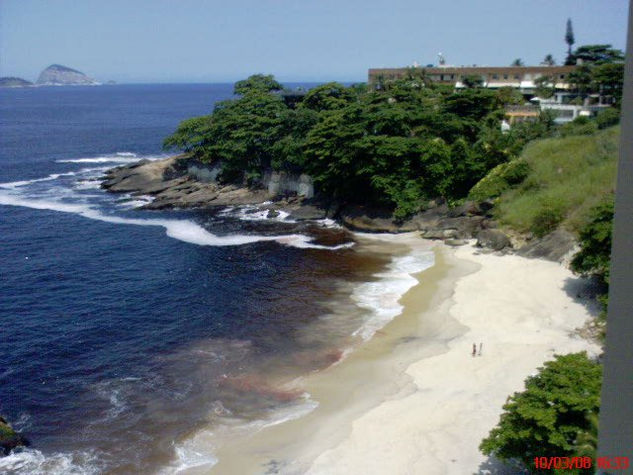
479;342;483;356
472;343;477;357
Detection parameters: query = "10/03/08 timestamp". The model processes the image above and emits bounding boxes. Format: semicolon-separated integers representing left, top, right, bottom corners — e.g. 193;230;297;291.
534;456;629;471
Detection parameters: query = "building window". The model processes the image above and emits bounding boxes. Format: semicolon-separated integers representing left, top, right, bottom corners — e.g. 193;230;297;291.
492;74;499;80
514;74;520;79
440;75;444;81
450;74;454;79
560;74;565;79
503;74;508;79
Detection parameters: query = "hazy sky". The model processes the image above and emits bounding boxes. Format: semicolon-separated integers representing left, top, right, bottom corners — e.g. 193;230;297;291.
0;0;629;83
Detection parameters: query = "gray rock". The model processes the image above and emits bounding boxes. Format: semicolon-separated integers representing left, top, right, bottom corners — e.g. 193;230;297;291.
476;229;512;251
445;239;469;246
421;229;446;240
516;229;577;262
0;416;29;455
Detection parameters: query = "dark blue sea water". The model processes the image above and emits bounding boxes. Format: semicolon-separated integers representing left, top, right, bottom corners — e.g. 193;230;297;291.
0;84;432;473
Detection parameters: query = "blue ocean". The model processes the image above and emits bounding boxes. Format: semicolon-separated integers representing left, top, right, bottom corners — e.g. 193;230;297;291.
0;84;433;473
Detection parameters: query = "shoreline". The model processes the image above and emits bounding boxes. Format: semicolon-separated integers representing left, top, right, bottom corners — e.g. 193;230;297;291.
184;236;600;474
101;157;579;260
306;242;602;475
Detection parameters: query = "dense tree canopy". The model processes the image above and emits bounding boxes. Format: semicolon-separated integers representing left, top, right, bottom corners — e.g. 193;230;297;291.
164;74;517;218
480;353;602;474
566;44;624;103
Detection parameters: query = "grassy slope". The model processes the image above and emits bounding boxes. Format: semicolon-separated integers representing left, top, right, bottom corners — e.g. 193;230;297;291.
495;126;619;235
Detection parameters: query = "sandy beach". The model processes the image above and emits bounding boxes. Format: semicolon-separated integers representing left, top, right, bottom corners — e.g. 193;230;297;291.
196;235;601;475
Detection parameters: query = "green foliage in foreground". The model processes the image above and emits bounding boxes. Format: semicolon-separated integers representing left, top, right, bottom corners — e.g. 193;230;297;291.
571;196;614;327
164;74;522;218
570;197;614;287
493;126;618;235
480;353;602;474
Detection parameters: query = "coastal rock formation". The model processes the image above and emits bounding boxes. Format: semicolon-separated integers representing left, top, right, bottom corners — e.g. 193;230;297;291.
101;157;579;260
516;229;577;262
0;77;33;87
101;157;307;211
36;64;99;86
0;416;28;455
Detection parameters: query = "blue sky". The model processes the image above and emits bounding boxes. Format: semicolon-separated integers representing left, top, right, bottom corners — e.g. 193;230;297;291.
0;0;629;83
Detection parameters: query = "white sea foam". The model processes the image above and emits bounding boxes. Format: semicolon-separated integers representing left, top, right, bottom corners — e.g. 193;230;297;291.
0;190;348;250
55;152;164;164
351;247;435;341
172;442;219;473
167;394;318;474
73;180;102;191
0;448;101;475
219;204;296;223
0;172;76;189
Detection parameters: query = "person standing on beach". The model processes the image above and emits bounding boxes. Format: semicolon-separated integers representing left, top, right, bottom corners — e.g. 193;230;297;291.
472;343;477;357
479;342;483;356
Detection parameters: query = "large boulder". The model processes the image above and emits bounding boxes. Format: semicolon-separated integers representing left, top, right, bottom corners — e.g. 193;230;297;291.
476;229;512;251
340;205;417;232
516;229;577;262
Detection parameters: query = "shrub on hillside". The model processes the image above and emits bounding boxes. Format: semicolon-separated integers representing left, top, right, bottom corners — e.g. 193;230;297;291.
468;159;530;201
530;198;565;237
560;116;598;137
595;108;620;129
571;196;614;286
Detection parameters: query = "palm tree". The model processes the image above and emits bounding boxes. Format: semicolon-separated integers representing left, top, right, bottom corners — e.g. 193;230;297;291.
543;54;556;66
511;58;524;67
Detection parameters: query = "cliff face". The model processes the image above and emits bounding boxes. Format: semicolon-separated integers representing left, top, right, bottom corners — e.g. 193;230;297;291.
0;77;33;87
36;64;99;86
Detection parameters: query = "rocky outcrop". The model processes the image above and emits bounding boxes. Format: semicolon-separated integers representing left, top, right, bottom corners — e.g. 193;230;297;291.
101;157;328;214
36;64;99;86
0;416;28;455
516;229;577;262
476;229;512;251
101;157;579;260
0;77;33;88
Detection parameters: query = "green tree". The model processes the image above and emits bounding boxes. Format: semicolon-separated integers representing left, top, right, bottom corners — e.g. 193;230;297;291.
298;82;356;111
570;44;624;65
511;58;524;67
567;65;594;95
535;74;556;98
592;62;624;104
495;87;524;106
571;196;614;287
461;74;484;88
233;74;283;95
480;353;602;474
565;18;575;64
163;115;213;159
543;54;556;66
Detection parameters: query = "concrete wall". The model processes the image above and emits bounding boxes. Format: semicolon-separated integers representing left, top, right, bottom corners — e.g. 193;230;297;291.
262;170;314;198
187;161;222;183
187;161;314;198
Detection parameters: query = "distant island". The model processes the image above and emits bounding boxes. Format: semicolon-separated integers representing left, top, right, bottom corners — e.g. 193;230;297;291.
0;64;100;87
0;77;33;88
36;64;99;86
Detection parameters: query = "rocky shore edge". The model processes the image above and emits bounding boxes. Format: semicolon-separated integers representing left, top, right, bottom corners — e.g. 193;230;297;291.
0;416;28;456
101;156;577;262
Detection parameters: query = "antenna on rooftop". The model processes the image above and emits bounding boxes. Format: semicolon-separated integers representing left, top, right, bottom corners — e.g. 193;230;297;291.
438;52;446;66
